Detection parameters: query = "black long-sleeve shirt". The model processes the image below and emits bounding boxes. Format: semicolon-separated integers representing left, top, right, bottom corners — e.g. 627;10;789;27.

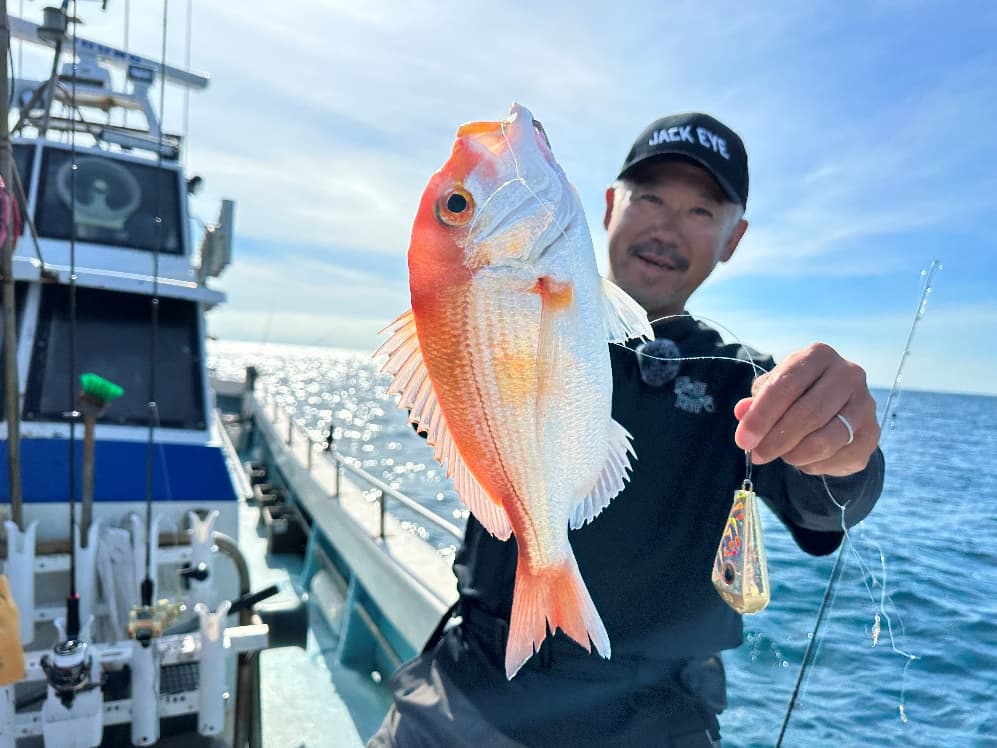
451;314;885;664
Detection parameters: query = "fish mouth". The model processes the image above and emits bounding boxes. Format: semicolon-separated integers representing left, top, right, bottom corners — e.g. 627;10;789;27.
455;105;545;157
456;103;575;265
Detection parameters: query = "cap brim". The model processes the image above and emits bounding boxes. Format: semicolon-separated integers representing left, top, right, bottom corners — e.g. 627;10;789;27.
619;151;744;208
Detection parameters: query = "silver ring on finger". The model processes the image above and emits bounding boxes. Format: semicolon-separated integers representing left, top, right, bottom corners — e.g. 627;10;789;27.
835;413;854;446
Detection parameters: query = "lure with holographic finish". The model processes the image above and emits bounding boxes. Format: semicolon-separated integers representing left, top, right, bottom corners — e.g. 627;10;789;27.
712;480;770;614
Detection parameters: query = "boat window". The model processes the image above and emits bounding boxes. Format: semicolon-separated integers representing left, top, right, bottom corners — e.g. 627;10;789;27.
33;147;183;254
24;285;205;429
11;143;34;219
0;282;28;421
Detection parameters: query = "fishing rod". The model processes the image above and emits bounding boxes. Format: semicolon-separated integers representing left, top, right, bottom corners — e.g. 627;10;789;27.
877;261;941;438
136;0;169;621
774;259;941;746
63;0;79;642
0;0;23;530
38;0;93;711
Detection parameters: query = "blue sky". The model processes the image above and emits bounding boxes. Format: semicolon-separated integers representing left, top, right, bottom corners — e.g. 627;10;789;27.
15;1;997;394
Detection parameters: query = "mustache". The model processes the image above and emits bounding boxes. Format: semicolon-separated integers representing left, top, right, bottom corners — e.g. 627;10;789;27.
629;239;690;271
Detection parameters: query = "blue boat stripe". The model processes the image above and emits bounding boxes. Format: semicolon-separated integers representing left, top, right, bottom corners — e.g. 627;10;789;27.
0;439;238;502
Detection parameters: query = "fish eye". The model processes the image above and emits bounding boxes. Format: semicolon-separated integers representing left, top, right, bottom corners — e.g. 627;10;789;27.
437;187;474;226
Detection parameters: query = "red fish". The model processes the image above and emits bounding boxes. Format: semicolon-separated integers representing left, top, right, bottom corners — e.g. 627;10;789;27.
376;104;652;678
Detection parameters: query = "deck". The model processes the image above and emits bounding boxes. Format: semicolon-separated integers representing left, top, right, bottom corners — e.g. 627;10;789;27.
217;378;460;746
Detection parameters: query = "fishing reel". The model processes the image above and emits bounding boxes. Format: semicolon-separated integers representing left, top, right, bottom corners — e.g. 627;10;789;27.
128;599;183;647
40;639;99;709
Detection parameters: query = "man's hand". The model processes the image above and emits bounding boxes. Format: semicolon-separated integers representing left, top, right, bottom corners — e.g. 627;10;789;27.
733;343;880;477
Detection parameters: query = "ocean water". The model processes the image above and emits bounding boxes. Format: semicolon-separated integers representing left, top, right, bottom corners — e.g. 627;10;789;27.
209;340;997;747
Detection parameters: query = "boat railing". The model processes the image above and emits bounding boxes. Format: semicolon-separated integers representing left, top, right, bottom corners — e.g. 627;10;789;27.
254;381;464;543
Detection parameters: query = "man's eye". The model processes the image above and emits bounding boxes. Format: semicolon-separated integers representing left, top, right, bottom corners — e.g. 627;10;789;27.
639;193;663;205
691;206;714;218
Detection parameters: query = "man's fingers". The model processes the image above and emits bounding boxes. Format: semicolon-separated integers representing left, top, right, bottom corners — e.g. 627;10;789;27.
796;391;880;475
734;344;880;478
779;395;862;469
795;425;880;477
750;368;850;463
735;343;836;452
749;369;773;398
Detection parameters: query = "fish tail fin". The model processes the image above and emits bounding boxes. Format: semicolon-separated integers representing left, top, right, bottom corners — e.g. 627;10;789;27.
505;552;610;679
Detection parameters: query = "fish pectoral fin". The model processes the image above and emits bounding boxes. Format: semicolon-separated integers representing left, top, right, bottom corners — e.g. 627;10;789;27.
569;419;636;530
374;309;513;541
601;277;654;343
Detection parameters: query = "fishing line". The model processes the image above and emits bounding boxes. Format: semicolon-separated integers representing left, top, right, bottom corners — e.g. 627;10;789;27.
486;114;569;249
776;262;939;743
612;301;929;740
477;123;923;728
613;311;769;381
820;481;918;661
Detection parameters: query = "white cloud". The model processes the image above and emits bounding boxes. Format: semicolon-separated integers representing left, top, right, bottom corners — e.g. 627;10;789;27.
686;297;997;395
12;2;994;396
188;146;425;253
206;252;404;351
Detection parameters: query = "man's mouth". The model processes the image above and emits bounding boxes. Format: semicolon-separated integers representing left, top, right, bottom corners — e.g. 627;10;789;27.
631;242;688;272
635;251;677;270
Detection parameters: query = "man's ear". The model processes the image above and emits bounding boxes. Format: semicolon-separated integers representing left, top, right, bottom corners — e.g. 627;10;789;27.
603;186;616;230
720;219;748;263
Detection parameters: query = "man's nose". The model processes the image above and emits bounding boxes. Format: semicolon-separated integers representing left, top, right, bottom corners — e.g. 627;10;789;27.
647;204;682;236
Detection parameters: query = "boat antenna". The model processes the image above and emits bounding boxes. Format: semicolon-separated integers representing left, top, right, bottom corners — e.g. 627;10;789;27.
38;3;72;139
140;0;169;610
122;0;129;129
181;0;190;170
775;260;941;745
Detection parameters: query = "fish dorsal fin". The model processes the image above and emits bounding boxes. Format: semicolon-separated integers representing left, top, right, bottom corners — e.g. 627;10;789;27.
601;277;654;343
569;419;636;530
375;310;513;541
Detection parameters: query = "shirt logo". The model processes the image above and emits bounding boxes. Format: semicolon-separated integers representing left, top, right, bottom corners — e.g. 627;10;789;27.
674;376;715;414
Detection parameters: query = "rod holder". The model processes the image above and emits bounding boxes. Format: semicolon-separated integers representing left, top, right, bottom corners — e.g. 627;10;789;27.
187;511;219;609
195;600;231;736
129;640;159;746
0;686;13;748
3;520;37;645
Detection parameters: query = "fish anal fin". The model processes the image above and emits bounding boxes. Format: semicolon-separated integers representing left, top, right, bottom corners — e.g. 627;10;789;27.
505;553;611;680
569;419;636;530
601;277;654;343
374;310;513;541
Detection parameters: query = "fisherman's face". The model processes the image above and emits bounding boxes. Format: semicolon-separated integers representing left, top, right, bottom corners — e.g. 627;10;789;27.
603;159;747;322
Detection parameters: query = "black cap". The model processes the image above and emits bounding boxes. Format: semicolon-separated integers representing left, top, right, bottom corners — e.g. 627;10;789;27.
617;112;748;208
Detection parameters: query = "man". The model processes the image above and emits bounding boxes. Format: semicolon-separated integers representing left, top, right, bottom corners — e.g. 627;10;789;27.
369;112;884;747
